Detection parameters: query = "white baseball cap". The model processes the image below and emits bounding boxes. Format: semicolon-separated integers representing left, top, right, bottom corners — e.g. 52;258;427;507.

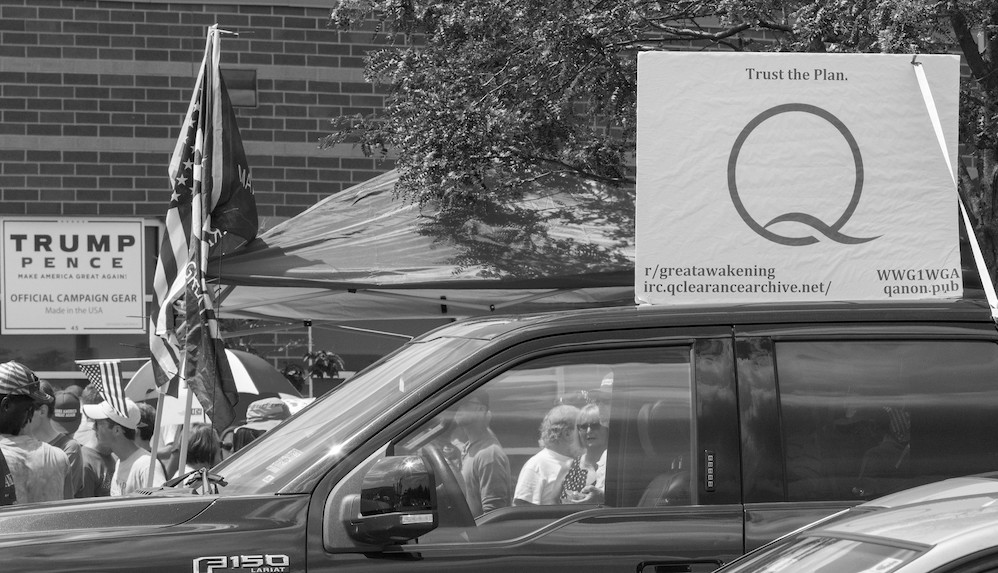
82;398;141;430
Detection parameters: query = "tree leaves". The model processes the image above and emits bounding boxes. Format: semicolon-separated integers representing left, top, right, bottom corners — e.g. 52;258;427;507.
327;0;998;280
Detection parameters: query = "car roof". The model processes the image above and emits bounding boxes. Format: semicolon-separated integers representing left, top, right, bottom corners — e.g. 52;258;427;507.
421;298;995;341
765;493;998;573
812;493;998;548
816;494;998;547
715;478;998;573
861;473;998;509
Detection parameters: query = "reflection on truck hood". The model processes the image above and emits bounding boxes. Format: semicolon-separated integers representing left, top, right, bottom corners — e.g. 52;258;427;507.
0;494;310;572
0;495;213;546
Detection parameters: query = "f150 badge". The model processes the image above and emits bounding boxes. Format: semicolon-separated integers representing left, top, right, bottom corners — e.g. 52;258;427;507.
193;554;290;573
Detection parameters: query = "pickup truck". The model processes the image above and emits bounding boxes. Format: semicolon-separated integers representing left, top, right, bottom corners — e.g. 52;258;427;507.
3;299;998;573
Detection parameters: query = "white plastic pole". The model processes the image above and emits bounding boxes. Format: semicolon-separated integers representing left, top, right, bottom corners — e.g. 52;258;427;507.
912;59;998;320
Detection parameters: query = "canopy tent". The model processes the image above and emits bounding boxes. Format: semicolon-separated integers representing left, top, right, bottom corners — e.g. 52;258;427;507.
211;169;636;323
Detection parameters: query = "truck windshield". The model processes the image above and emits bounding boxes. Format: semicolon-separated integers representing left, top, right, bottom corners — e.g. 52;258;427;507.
208;334;489;495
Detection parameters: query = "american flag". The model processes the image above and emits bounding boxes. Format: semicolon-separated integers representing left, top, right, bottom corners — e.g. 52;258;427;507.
149;25;257;406
185;203;239;432
76;360;129;419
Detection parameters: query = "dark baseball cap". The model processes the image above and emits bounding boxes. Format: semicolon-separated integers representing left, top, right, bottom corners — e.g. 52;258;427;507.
52;391;82;434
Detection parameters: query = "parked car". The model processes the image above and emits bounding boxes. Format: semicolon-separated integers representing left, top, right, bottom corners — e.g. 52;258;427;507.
713;472;998;573
3;299;998;572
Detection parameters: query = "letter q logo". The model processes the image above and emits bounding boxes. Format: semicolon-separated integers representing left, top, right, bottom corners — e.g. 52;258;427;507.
727;103;880;246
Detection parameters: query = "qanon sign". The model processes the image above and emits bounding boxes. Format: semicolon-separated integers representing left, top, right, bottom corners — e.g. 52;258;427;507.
727;103;880;247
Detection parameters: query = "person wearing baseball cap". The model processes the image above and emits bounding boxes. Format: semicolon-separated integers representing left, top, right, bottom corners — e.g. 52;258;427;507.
0;361;73;503
51;391;82;435
242;397;291;432
25;382;84;497
232;398;290;452
85;396;166;496
74;383;115;498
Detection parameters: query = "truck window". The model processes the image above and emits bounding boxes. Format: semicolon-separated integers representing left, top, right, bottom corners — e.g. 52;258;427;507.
213;335;490;495
776;340;998;502
395;345;695;544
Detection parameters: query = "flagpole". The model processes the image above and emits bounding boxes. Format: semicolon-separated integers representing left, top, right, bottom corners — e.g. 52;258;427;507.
147;383;169;486
148;21;255;458
170;24;215;483
178;364;194;480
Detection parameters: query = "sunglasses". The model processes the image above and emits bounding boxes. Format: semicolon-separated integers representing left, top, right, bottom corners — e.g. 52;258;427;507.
577;422;606;432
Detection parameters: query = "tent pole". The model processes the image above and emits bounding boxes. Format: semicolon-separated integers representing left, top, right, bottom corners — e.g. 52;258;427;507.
305;319;313;398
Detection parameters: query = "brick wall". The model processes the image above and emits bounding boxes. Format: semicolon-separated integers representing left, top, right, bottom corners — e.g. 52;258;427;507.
0;0;394;221
0;0;404;380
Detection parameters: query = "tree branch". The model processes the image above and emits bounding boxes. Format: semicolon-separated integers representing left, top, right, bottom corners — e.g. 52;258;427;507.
518;154;635;186
642;20;754;40
948;1;998;93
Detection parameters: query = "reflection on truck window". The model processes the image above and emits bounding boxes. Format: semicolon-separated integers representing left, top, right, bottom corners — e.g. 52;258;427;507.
777;340;998;502
396;346;695;543
215;336;490;496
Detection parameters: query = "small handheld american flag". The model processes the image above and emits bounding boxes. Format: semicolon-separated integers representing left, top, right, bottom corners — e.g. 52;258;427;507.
76;359;129;419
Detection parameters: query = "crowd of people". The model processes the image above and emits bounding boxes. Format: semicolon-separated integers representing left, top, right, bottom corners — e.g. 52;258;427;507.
0;360;292;506
0;356;607;514
443;382;611;519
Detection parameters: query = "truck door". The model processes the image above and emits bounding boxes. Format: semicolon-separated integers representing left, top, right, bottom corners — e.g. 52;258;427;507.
737;325;998;551
309;329;742;572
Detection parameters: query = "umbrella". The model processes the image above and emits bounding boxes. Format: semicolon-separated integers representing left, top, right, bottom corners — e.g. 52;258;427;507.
125;349;301;403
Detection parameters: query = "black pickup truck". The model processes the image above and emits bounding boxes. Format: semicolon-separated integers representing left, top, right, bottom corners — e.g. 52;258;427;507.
3;299;998;573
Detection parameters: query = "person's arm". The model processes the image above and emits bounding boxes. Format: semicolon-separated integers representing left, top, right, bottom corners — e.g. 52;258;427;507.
0;448;16;505
513;458;540;506
594;450;607;490
149;455;168;486
65;441;84;496
60;456;74;500
76;462;95;498
476;449;511;513
164;442;181;481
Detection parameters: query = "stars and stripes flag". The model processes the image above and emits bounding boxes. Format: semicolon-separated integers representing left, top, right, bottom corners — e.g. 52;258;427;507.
76;359;128;419
149;25;256;431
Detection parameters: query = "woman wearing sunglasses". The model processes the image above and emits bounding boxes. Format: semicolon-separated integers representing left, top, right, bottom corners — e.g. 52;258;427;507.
562;402;609;504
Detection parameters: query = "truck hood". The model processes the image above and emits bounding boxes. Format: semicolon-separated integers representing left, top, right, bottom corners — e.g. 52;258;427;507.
0;493;311;571
0;493;213;546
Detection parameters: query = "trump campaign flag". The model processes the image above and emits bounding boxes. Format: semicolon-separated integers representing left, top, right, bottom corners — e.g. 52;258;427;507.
149;25;256;432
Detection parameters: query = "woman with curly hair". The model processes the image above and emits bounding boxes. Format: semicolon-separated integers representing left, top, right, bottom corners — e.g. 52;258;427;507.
513;404;581;506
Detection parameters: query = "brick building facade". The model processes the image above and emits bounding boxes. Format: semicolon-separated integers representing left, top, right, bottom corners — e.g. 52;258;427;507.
0;0;406;386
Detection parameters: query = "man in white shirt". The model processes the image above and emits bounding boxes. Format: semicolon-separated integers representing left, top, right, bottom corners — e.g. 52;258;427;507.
84;397;166;495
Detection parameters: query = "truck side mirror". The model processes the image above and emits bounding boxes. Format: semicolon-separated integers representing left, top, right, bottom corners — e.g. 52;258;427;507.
342;455;438;545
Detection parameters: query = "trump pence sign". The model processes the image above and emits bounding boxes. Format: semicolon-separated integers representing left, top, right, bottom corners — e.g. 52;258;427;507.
1;217;146;334
636;53;961;305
